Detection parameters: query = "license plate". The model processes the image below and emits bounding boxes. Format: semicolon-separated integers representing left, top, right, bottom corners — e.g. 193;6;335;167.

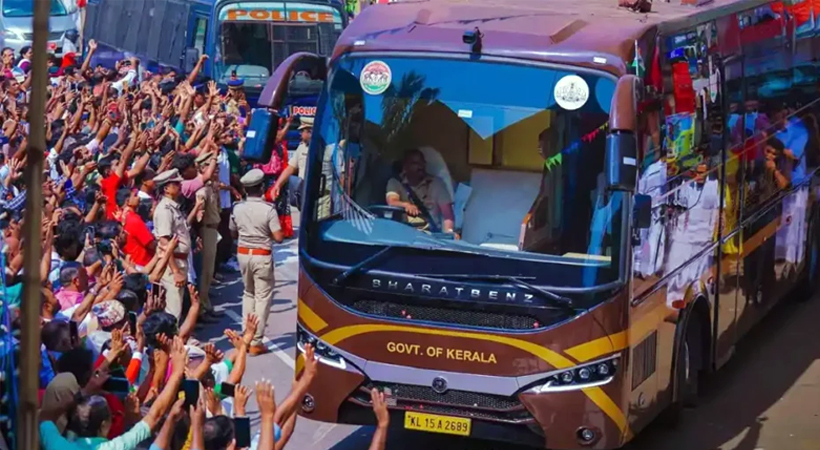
404;411;471;437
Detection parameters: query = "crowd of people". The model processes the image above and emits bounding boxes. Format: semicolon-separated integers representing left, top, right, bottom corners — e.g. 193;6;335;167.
0;41;390;450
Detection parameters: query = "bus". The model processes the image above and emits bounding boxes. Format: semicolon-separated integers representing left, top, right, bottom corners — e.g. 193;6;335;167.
262;0;820;447
81;0;346;105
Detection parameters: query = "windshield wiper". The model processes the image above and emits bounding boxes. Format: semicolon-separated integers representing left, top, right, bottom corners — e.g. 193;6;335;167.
332;245;397;286
420;273;574;309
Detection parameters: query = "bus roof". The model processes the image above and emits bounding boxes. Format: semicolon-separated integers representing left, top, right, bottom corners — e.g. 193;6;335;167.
335;0;772;73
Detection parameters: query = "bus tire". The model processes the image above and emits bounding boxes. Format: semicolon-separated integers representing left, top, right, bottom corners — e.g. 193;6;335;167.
798;213;819;301
658;312;702;427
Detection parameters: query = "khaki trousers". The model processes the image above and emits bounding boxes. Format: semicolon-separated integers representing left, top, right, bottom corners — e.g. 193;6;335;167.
199;227;219;313
162;257;188;320
238;253;274;345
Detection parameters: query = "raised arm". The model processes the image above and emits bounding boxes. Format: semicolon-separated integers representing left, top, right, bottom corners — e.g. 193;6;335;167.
273;344;318;425
143;337;188;429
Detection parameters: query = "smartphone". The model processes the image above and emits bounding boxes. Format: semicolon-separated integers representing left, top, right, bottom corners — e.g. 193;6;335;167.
151;282;165;302
102;377;130;393
234;417;251;448
182;379;199;408
128;312;137;334
69;320;79;343
220;382;235;397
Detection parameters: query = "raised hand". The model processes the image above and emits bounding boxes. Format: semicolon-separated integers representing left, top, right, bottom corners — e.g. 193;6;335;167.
302;343;318;382
109;328;126;358
203;343;223;364
170;336;189;373
371;388;390;429
223;329;242;350
242;314;259;346
187;283;201;307
204;388;222;416
234;384;251;417
255;379;276;419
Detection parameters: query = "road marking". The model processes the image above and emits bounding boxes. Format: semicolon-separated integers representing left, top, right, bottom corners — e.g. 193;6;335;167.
223;307;296;370
265;337;296;370
312;422;339;443
223;308;242;323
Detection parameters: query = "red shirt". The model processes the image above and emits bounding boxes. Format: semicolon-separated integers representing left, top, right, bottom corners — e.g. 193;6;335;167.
100;173;128;220
123;210;155;266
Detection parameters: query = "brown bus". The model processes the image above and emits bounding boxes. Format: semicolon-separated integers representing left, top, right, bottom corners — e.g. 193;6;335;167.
258;0;820;447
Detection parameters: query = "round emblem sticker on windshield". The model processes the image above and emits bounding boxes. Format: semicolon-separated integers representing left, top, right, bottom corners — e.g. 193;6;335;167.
554;75;589;111
360;61;392;95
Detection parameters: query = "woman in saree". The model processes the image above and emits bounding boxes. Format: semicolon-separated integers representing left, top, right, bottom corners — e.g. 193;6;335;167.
256;114;294;238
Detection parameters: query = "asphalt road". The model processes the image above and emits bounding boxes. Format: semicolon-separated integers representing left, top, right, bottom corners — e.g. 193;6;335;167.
200;215;820;450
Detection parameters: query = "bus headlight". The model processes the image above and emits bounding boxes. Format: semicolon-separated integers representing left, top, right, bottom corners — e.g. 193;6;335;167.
296;325;347;370
528;356;619;393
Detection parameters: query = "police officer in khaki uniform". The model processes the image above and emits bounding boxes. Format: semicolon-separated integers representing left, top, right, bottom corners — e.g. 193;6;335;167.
153;168;192;320
230;169;284;355
195;151;222;321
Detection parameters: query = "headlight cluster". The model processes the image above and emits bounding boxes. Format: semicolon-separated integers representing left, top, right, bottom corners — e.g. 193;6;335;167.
296;325;347;370
529;356;619;393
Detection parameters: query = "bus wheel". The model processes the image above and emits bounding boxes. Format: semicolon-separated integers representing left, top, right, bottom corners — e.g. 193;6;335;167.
659;316;701;427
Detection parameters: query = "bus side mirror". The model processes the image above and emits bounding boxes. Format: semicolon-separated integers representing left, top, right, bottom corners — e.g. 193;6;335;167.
183;48;200;74
633;194;652;229
258;53;327;110
604;131;638;192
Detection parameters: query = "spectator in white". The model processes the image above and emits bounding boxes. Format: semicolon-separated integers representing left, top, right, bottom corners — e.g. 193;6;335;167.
17;46;32;74
111;57;139;96
0;154;9;185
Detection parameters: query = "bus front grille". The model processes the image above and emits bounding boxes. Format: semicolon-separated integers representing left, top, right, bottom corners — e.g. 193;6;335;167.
351;299;550;330
23;31;64;41
349;381;535;424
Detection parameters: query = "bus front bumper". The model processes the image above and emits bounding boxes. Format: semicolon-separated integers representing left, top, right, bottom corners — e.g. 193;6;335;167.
294;329;628;449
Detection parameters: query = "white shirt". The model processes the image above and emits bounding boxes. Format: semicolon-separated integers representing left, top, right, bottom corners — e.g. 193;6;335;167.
0;164;9;185
111;70;137;95
54;304;94;337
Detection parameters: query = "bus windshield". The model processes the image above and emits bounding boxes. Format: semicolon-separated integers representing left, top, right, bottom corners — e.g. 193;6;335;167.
216;2;344;84
306;55;625;287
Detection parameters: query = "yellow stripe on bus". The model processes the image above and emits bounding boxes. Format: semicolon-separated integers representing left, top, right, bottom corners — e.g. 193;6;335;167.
583;385;631;441
318;323;631;437
298;299;329;333
565;331;628;362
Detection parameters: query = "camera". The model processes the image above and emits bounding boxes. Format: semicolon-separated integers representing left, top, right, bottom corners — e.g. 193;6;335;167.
462;27;483;53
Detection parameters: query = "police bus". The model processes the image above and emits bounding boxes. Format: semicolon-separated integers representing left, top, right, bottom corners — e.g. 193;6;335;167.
81;0;346;105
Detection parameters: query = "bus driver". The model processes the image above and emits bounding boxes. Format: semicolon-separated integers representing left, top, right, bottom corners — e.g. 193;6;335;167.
385;148;455;234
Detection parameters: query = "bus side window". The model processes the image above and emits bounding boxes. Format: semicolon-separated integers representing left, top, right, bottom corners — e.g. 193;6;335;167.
192;17;208;56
